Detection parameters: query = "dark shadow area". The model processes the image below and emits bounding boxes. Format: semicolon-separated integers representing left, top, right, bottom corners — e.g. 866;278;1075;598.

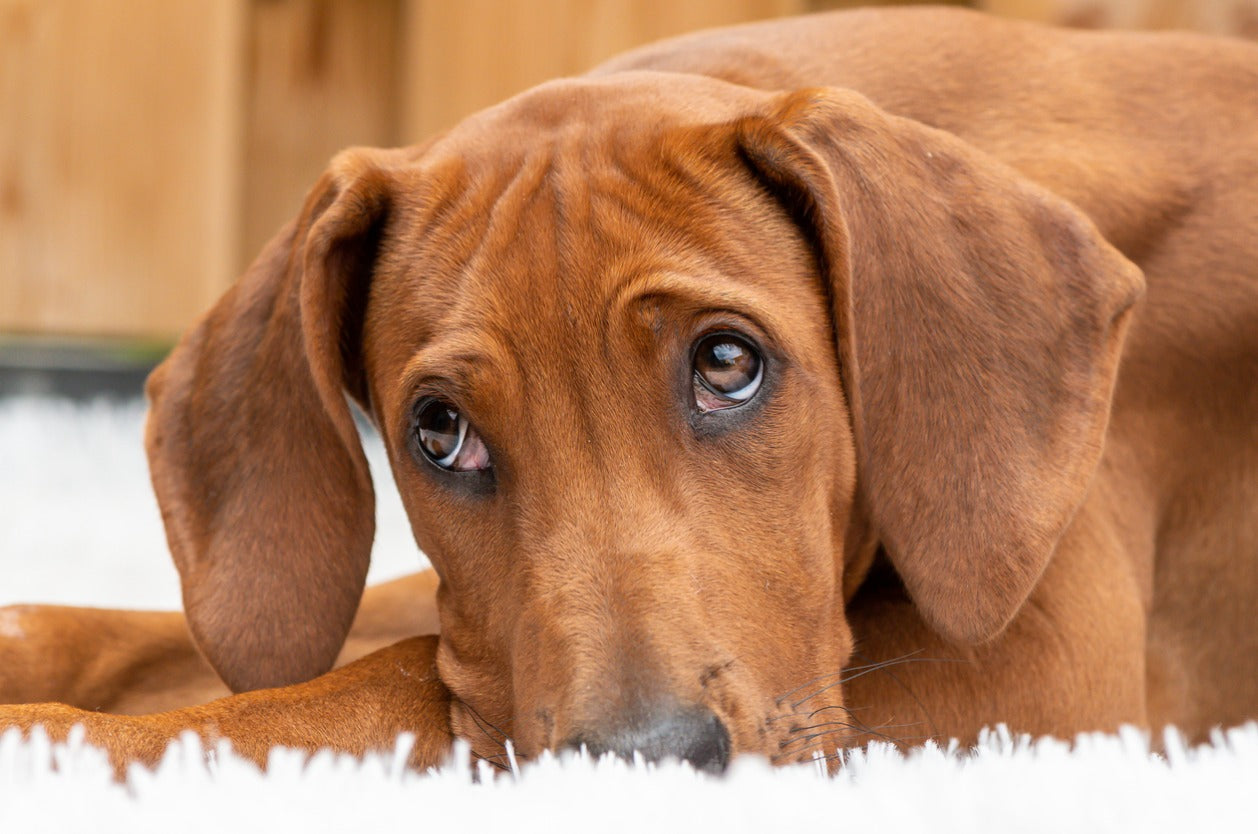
0;339;166;402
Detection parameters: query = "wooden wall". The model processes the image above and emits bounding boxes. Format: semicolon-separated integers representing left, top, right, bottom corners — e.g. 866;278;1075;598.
0;0;806;340
0;0;246;337
1;0;1252;340
401;0;799;142
980;0;1258;34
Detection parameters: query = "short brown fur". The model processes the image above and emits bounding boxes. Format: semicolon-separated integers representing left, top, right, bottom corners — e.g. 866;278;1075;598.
2;8;1256;774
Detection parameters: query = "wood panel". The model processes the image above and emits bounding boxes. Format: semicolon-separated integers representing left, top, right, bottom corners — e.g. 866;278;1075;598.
399;0;805;144
0;0;247;339
240;0;402;270
979;0;1258;36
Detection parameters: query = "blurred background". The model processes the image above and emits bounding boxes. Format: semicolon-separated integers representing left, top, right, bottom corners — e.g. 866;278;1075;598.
2;0;1256;398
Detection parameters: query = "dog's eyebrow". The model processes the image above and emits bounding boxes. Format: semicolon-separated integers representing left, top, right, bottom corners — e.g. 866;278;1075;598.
395;334;517;404
603;269;783;344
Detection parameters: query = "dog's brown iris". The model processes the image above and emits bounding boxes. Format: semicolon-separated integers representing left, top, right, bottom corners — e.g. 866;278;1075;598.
693;333;763;412
415;399;492;471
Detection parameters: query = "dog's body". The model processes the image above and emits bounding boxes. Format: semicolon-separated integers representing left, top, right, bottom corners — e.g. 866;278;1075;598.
2;8;1256;774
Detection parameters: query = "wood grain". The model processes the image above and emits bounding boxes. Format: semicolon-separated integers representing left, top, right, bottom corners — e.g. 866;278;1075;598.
240;0;400;272
0;0;247;339
9;0;1246;340
399;0;804;143
979;0;1258;36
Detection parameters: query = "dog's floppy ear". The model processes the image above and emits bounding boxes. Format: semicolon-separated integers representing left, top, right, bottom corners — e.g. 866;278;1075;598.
737;90;1144;644
145;148;399;692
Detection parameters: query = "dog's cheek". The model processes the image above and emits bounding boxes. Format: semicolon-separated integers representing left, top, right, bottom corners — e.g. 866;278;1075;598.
710;373;854;720
390;470;523;671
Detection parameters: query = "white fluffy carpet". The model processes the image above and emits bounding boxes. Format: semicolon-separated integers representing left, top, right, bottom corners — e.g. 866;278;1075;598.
1;396;1255;832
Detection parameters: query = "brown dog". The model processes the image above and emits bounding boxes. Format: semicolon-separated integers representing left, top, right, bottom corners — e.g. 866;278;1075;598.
2;7;1257;776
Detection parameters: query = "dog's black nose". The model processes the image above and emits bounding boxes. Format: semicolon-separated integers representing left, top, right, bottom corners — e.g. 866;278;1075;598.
563;706;731;773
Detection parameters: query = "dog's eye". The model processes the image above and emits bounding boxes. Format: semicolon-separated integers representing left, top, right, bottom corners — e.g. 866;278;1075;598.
693;333;763;413
415;399;492;471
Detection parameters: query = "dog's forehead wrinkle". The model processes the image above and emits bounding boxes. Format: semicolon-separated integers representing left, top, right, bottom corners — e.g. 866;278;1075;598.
420;122;775;338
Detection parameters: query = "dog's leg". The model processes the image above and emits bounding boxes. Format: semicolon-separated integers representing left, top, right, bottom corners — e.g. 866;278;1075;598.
0;605;221;713
0;570;440;713
0;635;453;778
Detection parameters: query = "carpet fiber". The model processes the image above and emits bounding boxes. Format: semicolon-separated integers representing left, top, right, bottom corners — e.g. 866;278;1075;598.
1;397;1253;831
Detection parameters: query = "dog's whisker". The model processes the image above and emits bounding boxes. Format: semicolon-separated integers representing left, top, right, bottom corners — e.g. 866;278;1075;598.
456;698;516;761
765;702;874;725
779;721;866;748
768;704;884;745
804;702;874;720
776;722;930;761
848;649;944;742
462;711;503;747
774;653;925;704
458;698;512;743
786;718;923;737
789;651;958;709
800;704;900;739
470;752;511;773
771;734;859;763
782;730;939;767
779;719;919;750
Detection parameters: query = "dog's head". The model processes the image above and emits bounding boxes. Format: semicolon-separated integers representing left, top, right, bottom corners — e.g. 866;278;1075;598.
145;74;1143;769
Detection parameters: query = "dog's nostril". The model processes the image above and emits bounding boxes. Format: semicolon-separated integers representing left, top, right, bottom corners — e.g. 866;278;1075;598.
563;706;731;774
